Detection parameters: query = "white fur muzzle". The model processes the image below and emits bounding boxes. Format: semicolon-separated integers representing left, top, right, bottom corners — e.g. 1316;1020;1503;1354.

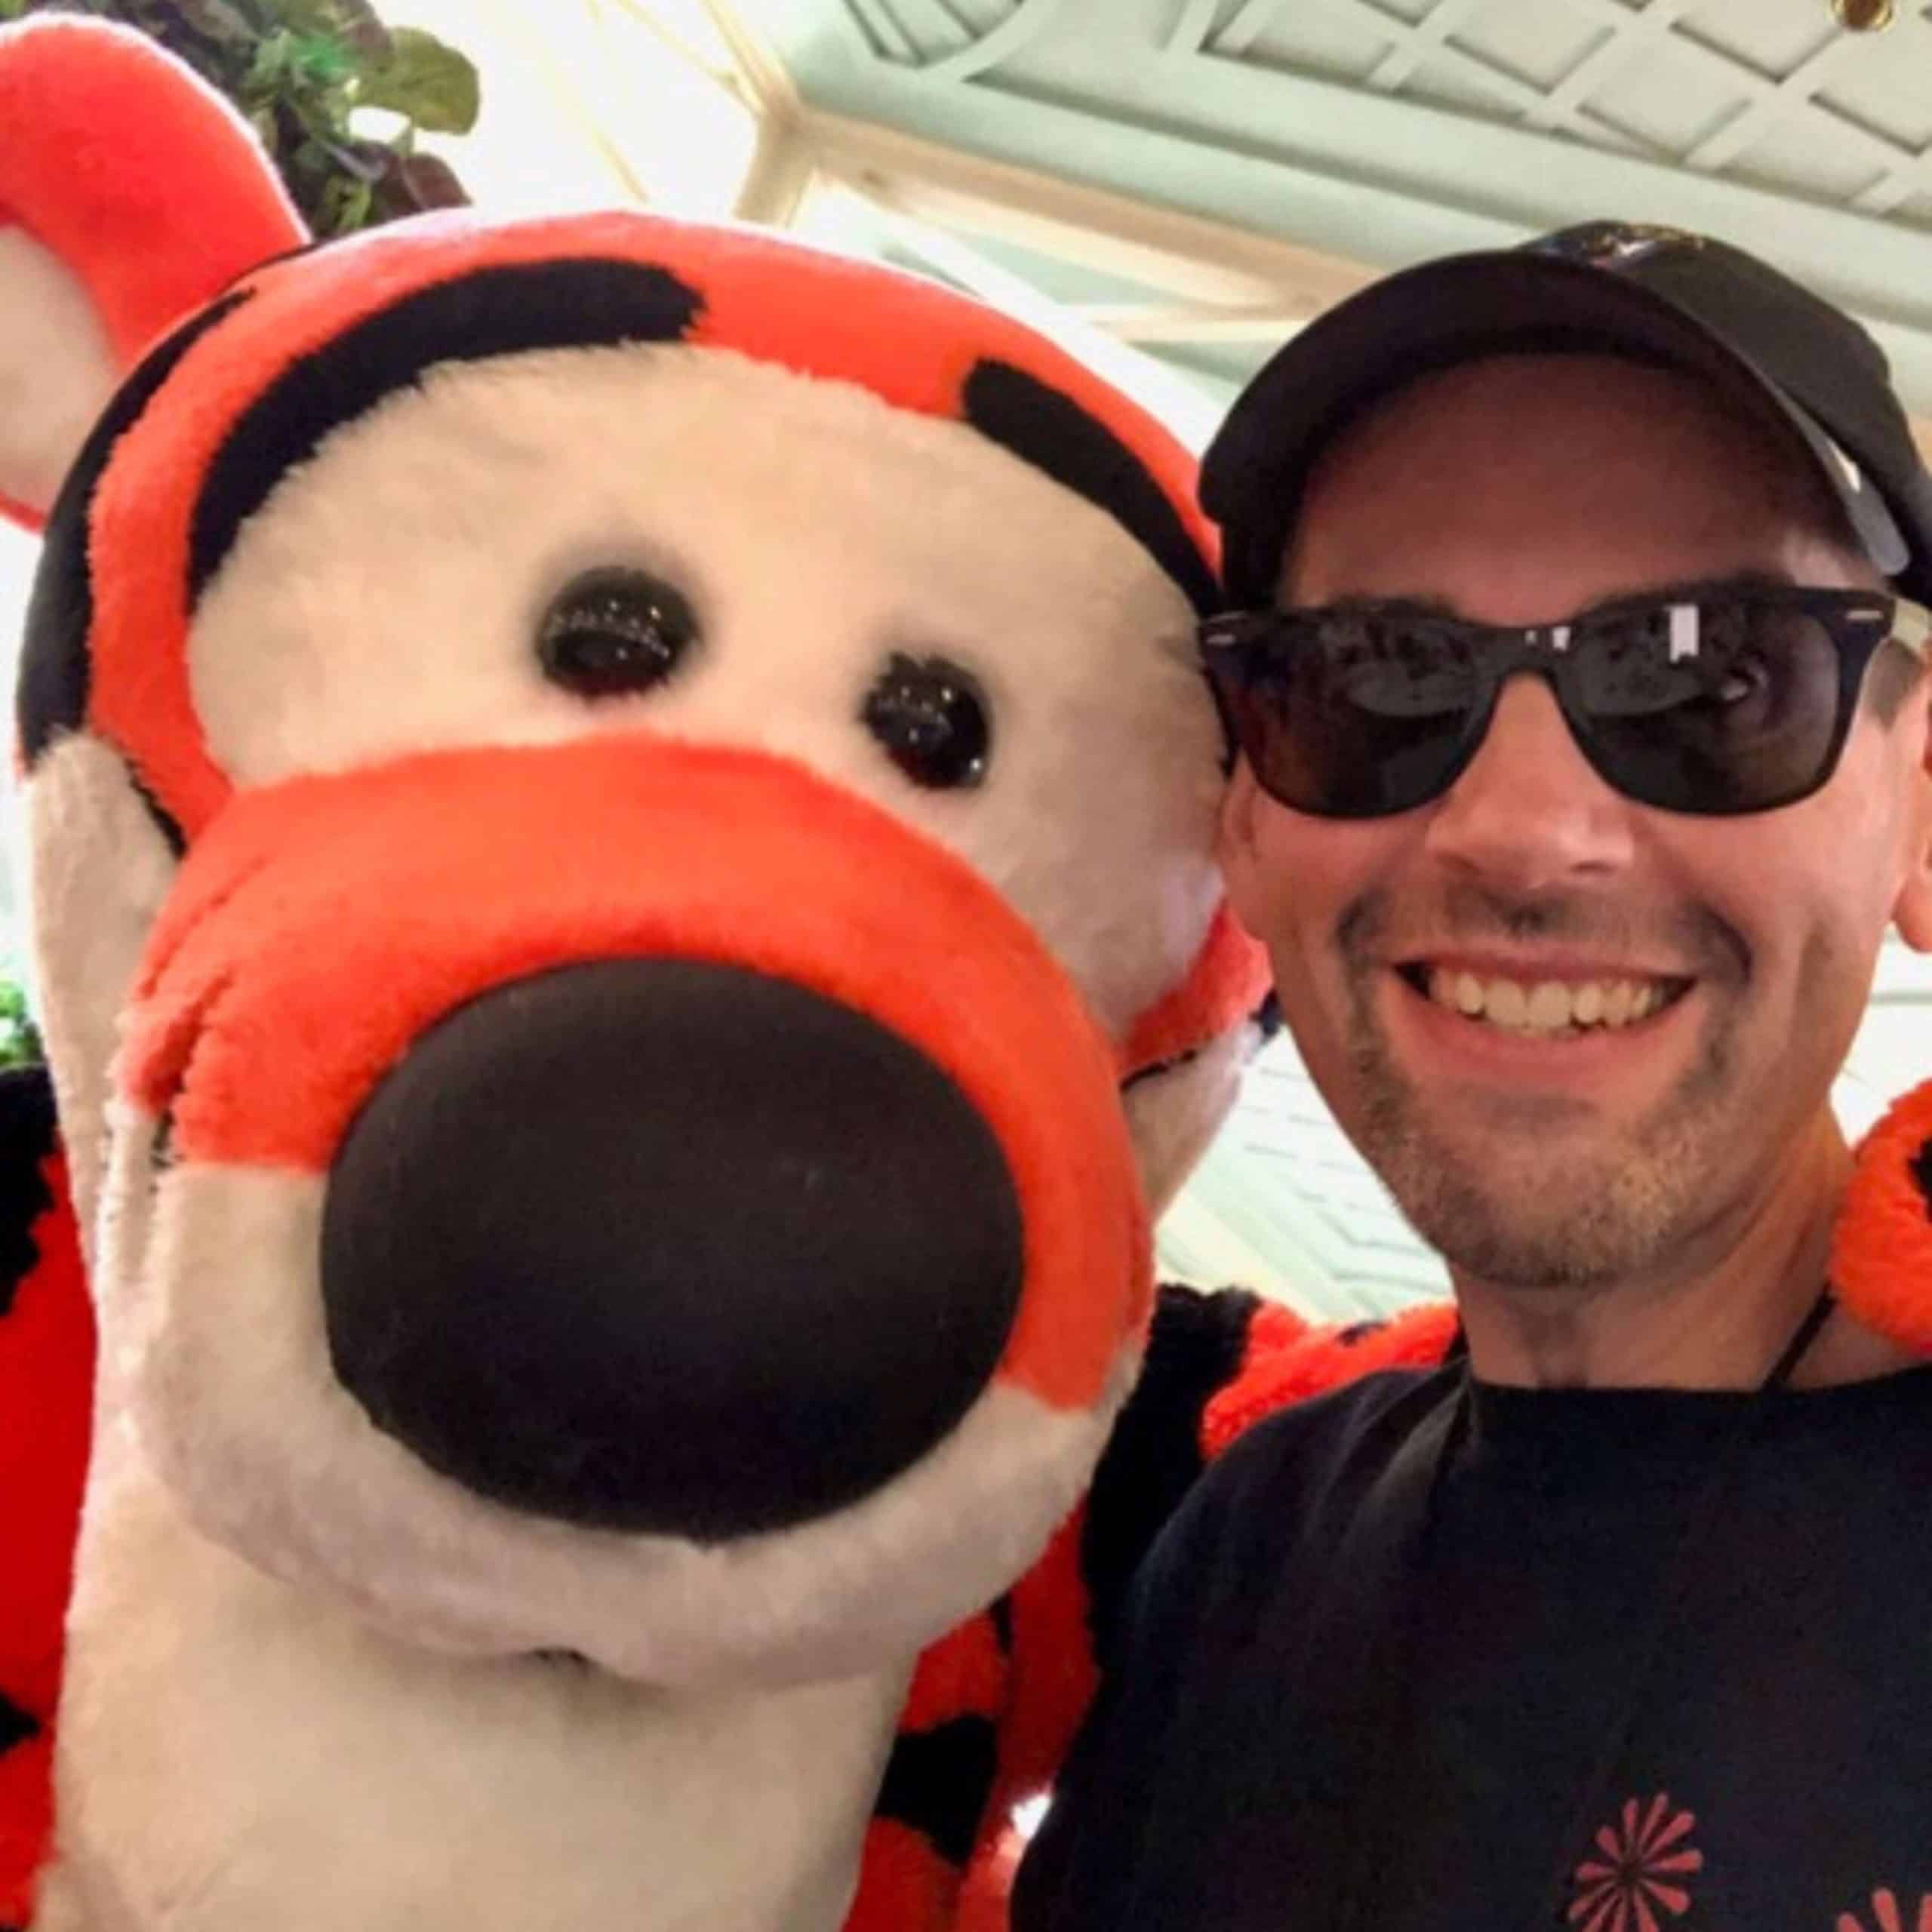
114;1138;1134;1687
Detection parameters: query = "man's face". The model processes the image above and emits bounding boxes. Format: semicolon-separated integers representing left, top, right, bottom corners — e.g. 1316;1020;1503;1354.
1220;354;1932;1292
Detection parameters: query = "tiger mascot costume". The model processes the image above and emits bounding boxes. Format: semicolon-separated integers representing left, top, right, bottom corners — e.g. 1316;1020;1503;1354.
1;17;1929;1932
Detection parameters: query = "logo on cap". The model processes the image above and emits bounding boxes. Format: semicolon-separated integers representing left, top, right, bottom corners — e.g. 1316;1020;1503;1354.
1528;222;1705;272
1823;433;1865;495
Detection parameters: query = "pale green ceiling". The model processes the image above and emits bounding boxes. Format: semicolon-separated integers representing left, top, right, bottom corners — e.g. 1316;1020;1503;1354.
734;0;1932;420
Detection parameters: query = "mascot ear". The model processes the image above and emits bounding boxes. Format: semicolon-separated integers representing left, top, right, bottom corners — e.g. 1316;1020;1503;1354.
0;14;307;529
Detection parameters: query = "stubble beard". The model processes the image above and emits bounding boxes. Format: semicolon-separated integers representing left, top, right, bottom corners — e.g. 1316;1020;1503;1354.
1334;898;1745;1293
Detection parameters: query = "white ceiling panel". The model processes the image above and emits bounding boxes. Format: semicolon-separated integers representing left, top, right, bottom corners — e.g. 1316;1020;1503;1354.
1817;55;1932;154
1728;99;1909;205
1453;2;1614;93
1679;0;1840;76
1242;6;1401;86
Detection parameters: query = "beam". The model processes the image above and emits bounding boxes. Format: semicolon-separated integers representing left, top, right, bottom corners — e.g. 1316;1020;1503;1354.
800;104;1377;312
689;0;806;118
1070;301;1307;343
733;110;818;225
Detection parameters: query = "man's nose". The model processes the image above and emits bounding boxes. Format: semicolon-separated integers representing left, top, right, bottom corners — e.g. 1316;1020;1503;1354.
1420;675;1637;891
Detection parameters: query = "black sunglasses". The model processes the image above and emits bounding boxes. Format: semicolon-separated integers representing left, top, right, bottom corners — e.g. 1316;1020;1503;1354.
1199;586;1931;820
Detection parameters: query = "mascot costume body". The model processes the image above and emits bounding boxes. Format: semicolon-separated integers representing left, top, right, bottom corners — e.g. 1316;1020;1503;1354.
0;17;1928;1932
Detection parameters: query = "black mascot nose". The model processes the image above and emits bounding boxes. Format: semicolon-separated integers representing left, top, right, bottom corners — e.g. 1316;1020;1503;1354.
320;958;1025;1541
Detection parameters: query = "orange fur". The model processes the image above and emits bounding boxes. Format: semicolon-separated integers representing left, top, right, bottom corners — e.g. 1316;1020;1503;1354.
0;484;45;531
903;1621;1008;1737
0;17;300;368
994;1509;1099;1810
81;211;1214;841
845;1818;961;1932
0;1135;93;1926
122;738;1148;1412
1833;1081;1932;1354
1202;1301;1460;1460
0;1723;54;1928
956;1829;1023;1932
1118;902;1269;1078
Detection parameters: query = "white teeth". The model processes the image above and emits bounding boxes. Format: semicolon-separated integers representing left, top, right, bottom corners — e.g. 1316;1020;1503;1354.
1421;968;1675;1035
1486;980;1529;1029
1526;981;1572;1032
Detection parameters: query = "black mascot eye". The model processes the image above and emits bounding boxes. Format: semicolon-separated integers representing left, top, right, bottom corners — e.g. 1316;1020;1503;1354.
860;653;992;791
538;568;700;699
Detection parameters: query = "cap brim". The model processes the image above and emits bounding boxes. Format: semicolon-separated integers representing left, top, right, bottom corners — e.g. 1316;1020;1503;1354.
1201;250;1905;607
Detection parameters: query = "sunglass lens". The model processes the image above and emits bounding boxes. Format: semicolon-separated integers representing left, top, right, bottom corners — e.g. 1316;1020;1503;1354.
1571;601;1842;814
1217;614;1485;817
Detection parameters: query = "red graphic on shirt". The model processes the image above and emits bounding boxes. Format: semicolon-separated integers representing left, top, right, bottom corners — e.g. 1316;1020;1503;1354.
1567;1795;1703;1932
1837;1890;1932;1932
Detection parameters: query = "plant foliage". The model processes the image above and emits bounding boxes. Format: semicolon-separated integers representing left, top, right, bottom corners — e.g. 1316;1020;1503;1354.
0;978;41;1072
0;0;480;235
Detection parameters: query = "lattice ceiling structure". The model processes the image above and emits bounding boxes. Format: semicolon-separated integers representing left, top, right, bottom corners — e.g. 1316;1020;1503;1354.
1198;0;1932;216
719;0;1932;426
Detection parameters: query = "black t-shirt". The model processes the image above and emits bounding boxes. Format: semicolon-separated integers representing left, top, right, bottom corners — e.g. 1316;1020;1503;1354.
1012;1360;1932;1932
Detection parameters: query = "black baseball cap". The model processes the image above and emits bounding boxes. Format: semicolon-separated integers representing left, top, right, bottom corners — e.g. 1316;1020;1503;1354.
1201;220;1932;610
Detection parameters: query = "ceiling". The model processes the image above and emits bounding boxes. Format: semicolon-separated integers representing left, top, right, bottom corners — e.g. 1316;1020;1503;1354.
729;0;1932;439
6;0;1930;1321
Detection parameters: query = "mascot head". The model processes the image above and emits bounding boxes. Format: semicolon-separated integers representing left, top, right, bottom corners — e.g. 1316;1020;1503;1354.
0;15;1266;1687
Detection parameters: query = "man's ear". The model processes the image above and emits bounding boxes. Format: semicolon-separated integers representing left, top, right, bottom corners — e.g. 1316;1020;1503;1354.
1894;675;1932;953
1217;756;1265;921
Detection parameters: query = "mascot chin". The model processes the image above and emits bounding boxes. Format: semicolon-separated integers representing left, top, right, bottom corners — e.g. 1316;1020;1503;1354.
3;17;1930;1932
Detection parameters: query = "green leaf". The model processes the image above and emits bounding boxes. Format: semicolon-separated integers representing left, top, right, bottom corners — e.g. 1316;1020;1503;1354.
353;25;478;134
285;29;355;85
273;0;349;30
312;128;390;181
245;25;297;85
170;0;263;42
0;981;45;1070
320;170;374;237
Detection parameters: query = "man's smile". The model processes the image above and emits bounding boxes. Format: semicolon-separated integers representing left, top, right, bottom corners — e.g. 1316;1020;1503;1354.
1380;954;1708;1099
1395;958;1697;1038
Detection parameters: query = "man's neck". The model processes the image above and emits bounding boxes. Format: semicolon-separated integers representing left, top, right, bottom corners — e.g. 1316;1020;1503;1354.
1451;1121;1920;1392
